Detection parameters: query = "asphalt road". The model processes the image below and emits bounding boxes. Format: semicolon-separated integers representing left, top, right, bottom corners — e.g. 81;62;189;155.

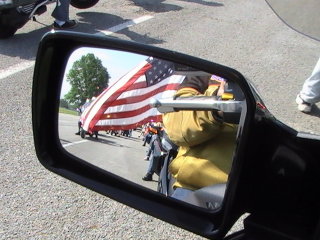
1;0;320;239
58;113;158;190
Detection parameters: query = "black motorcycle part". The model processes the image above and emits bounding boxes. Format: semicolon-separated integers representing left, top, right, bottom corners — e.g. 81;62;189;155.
0;9;29;39
34;5;47;15
0;23;18;39
70;0;99;9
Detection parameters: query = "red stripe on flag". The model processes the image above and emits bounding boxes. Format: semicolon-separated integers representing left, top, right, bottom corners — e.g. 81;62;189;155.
126;81;147;91
110;83;180;106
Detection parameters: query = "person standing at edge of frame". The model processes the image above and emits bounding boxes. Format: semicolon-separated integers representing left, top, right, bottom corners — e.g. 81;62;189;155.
52;0;78;29
296;57;320;113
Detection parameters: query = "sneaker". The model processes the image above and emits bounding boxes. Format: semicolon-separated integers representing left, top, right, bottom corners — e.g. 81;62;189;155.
296;94;313;113
53;20;78;30
143;156;149;161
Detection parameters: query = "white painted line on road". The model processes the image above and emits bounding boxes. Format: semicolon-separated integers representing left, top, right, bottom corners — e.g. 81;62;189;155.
0;15;154;80
0;60;35;80
96;15;154;36
63;140;88;148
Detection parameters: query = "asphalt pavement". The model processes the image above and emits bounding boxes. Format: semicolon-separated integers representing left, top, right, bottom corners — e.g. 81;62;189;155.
58;113;159;190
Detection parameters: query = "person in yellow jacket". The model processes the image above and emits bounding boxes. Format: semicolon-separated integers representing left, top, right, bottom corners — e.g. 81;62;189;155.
162;73;240;192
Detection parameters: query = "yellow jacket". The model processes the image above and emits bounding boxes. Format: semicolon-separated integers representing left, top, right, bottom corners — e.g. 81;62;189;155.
162;85;238;190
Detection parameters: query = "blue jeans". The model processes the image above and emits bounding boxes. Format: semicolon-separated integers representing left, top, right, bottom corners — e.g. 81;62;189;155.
52;0;71;21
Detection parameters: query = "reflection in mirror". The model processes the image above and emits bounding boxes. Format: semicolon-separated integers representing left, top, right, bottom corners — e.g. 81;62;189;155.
59;47;246;210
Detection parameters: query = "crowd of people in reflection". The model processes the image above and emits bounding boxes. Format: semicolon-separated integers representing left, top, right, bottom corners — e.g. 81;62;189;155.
106;129;133;137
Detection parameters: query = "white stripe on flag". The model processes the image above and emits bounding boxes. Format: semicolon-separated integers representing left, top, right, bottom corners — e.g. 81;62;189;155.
96;108;160;126
105;90;178;114
118;75;185;99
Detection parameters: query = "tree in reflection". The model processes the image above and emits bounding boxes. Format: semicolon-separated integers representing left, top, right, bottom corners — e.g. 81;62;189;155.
64;53;110;108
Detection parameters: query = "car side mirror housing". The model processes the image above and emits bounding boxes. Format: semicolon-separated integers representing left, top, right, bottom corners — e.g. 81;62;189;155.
32;31;257;239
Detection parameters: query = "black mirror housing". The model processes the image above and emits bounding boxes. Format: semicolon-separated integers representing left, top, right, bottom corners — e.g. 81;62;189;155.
32;31;257;239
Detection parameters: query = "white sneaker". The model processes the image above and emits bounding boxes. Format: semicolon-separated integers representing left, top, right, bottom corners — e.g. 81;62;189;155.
296;94;313;113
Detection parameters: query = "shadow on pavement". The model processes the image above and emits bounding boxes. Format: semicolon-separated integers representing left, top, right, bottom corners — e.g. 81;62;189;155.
129;0;183;13
0;24;52;60
308;104;320;118
130;0;223;12
0;12;164;60
177;0;223;7
84;134;141;149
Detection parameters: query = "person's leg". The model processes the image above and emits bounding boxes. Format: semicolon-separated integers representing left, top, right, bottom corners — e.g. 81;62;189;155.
142;154;155;181
296;57;320;113
142;133;149;146
144;146;151;160
75;120;81;135
52;0;77;29
52;0;70;21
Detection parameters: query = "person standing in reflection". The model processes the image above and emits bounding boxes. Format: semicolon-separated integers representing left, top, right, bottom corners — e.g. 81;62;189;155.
296;57;320;113
162;74;241;199
142;124;164;181
75;98;92;135
142;123;157;147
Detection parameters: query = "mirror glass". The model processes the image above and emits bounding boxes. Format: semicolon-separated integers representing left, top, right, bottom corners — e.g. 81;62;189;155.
59;47;246;210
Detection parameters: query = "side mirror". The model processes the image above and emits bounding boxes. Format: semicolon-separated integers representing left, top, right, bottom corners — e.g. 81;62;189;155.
32;31;256;239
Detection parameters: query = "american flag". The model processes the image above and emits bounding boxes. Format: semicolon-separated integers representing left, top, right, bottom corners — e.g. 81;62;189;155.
80;57;186;132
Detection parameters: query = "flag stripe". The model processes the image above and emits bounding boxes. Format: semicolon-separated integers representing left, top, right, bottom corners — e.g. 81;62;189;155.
82;61;151;131
118;74;183;99
102;104;151;119
82;61;150;129
124;80;147;91
94;115;162;131
88;63;152;130
80;57;186;132
96;108;162;128
105;89;178;114
109;83;180;107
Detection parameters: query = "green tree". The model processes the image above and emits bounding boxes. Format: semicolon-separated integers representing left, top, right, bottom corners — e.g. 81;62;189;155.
64;53;110;107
